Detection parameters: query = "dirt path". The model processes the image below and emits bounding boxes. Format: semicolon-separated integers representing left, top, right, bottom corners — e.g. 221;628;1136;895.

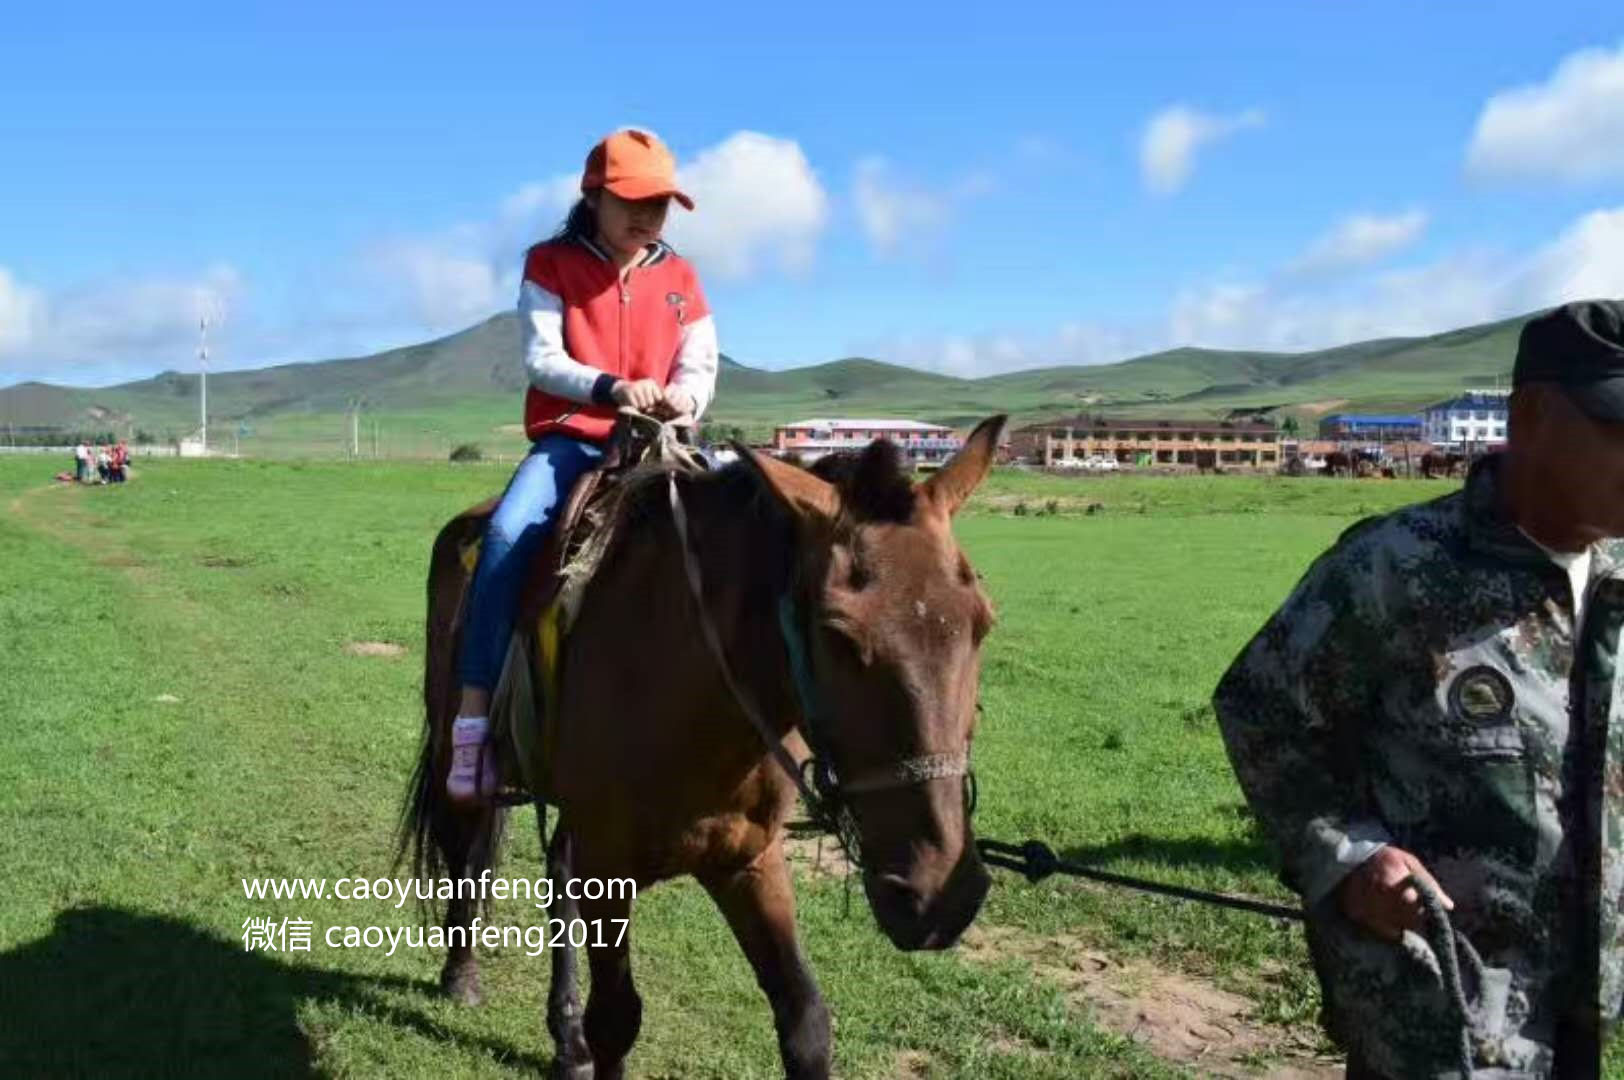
785;831;1338;1078
959;924;1341;1078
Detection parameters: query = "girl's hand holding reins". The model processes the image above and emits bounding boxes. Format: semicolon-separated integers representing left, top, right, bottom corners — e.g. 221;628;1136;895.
660;386;696;418
612;378;663;412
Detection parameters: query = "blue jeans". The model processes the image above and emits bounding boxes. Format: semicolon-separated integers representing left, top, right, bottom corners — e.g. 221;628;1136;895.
458;434;603;691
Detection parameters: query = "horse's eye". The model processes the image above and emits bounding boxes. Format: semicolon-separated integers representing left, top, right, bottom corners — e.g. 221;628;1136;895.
819;617;873;667
970;603;996;644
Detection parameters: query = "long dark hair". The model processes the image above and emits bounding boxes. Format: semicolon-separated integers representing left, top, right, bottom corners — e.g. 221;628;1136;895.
550;197;598;244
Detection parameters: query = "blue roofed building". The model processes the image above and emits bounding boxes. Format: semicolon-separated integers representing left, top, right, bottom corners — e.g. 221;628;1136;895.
1421;389;1510;447
1317;413;1423;441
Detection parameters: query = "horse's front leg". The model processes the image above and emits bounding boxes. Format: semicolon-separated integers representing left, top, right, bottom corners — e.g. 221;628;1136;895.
579;890;641;1080
700;844;831;1080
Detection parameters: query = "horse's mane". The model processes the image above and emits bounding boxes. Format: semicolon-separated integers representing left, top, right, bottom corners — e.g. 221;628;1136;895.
587;457;789;586
585;438;919;592
607;438;916;538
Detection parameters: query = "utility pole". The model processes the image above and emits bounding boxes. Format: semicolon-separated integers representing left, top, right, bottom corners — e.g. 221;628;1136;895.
198;315;209;455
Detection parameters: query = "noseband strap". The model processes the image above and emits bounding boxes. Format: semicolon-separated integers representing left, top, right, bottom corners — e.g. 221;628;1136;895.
837;752;969;796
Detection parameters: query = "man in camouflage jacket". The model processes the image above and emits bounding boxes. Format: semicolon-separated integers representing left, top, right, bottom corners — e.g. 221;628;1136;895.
1214;300;1624;1079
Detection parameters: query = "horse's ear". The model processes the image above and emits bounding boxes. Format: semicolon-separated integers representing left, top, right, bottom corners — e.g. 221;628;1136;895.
923;415;1006;517
735;443;840;523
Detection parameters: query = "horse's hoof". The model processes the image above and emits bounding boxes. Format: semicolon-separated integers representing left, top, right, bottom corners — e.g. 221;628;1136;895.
440;969;483;1007
550;1062;593;1080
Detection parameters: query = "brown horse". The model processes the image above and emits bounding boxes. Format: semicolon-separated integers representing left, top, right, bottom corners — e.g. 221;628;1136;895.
1420;450;1466;479
401;416;1007;1079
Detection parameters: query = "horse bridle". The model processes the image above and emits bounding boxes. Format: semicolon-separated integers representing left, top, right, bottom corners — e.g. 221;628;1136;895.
665;463;975;866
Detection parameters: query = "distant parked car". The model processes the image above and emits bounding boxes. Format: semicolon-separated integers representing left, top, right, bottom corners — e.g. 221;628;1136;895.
1082;456;1120;472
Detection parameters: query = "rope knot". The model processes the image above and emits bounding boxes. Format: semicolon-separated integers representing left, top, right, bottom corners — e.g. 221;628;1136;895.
1019;840;1059;883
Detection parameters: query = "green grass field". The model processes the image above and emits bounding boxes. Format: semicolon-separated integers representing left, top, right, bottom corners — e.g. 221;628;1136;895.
1;458;1612;1077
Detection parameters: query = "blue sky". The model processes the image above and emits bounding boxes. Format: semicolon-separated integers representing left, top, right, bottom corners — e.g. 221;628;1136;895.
3;1;1623;387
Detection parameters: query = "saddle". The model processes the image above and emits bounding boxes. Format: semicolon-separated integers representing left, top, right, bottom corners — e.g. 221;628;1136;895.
453;412;708;803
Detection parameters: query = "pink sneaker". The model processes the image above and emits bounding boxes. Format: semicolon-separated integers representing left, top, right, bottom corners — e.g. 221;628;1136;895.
447;716;499;804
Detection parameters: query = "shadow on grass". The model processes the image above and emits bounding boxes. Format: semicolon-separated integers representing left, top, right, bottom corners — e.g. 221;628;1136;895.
0;906;552;1077
1059;831;1280;880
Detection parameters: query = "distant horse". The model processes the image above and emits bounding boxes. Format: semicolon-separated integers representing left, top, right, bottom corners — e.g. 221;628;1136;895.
402;417;1006;1079
1321;450;1353;477
1420;451;1466;479
1322;450;1382;478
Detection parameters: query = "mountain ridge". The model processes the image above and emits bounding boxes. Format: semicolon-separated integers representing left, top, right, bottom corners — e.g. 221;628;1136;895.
0;309;1535;449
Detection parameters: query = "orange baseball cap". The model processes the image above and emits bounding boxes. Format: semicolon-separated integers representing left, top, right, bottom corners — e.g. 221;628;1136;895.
580;129;694;210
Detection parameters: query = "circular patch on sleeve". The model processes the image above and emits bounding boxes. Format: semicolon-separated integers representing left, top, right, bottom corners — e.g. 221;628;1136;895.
1448;665;1515;724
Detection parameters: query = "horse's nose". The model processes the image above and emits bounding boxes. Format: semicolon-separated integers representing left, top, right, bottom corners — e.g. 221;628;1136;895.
872;873;926;917
866;873;931;949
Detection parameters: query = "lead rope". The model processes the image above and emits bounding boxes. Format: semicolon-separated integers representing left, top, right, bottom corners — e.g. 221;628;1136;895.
1406;873;1480;1079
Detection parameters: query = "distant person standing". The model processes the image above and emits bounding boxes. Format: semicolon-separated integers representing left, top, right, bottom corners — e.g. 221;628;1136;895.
1213;299;1624;1078
73;442;89;483
445;128;720;805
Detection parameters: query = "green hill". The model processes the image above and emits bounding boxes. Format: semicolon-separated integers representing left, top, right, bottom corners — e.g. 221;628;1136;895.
0;309;1533;456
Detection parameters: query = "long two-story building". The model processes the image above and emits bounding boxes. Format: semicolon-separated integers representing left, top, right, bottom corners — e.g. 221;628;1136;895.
1019;415;1280;470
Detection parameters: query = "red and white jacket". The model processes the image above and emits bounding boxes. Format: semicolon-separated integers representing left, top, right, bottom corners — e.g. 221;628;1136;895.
518;235;719;443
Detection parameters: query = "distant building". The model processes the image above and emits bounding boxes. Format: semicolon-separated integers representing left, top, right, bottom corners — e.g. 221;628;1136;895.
1019;415;1280;470
772;419;963;469
1422;389;1510;447
1318;413;1422;441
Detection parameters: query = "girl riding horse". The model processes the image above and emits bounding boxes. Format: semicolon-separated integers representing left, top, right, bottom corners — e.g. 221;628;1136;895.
448;128;720;805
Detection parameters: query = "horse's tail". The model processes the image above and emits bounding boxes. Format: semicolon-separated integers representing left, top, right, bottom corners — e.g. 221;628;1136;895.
395;501;509;918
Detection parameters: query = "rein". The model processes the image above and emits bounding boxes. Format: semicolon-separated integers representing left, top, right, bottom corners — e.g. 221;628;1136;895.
665;460;973;868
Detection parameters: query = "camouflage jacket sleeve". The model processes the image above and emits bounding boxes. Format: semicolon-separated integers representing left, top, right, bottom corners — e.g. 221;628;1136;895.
1213;535;1395;907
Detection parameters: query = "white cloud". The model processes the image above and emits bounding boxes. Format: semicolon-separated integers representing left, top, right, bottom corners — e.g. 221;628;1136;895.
1287;210;1429;276
369;242;507;329
1140;105;1266;195
365;131;830;333
850;157;998;257
0;264;244;383
663;131;829;278
856;321;1154;378
0;268;46;354
1167;254;1508;354
1516;206;1624;304
1;131;834;384
499;174;580;224
860;205;1624;377
1170;207;1624;354
1467;42;1624;183
852;158;949;256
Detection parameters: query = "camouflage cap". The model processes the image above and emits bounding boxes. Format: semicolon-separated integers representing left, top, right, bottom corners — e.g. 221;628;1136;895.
1514;299;1624;421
